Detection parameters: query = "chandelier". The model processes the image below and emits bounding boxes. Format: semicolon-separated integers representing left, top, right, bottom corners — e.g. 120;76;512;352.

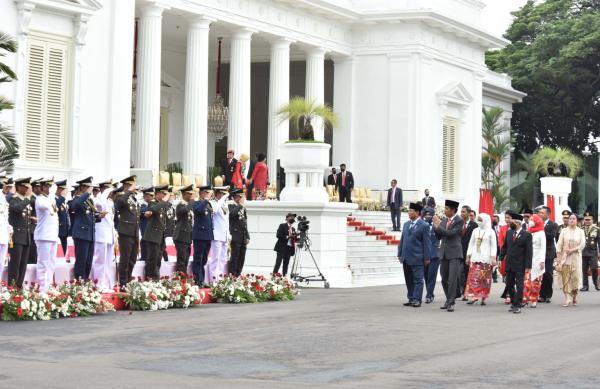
208;37;228;141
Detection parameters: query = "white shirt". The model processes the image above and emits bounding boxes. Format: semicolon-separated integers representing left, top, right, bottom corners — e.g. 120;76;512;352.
211;195;230;242
0;193;12;244
34;194;59;242
466;227;497;264
531;230;547;280
94;190;116;244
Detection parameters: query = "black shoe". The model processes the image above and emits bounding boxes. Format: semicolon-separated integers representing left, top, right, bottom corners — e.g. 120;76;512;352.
412;302;421;308
466;300;477;305
545;299;551;303
440;303;449;310
447;304;455;312
580;286;589;292
595;285;600;291
425;297;433;304
461;296;468;301
403;302;413;307
538;297;547;303
508;306;516;312
513;307;522;314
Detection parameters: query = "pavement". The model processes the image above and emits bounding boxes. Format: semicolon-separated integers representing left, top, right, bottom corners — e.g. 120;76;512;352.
1;283;600;389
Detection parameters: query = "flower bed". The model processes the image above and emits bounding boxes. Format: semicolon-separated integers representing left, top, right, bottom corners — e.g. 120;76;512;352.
210;274;299;304
123;272;205;311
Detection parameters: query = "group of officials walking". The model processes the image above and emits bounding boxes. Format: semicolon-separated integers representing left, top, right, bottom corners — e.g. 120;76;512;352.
0;175;250;292
398;198;599;313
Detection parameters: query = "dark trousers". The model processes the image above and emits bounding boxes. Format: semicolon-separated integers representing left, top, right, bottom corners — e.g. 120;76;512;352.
582;255;598;288
458;259;469;297
8;243;30;288
59;236;68;257
73;238;94;280
230;242;247;277
274;248;292;276
28;234;37;264
338;187;352;203
540;257;554;299
118;234;138;286
174;241;191;275
192;240;211;285
158;238;166;269
144;241;161;280
440;257;461;305
390;207;400;230
506;269;525;308
140;240;148;262
403;263;424;303
424;257;440;299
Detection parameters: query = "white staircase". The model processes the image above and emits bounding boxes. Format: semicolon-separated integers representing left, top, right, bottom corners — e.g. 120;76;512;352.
346;211;408;287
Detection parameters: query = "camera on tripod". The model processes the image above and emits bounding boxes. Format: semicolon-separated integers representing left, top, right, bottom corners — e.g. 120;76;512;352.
290;215;329;288
296;215;310;248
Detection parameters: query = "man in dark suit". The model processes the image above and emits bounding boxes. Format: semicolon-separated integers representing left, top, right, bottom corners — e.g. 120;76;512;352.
55;179;70;259
432;199;464;312
499;211;533;314
273;213;296;276
71;177;97;280
422;207;441;303
220;149;238;187
336;164;354;203
398;203;431;307
536;205;559;302
327;168;337;186
173;185;194;275
7;177;33;288
192;186;213;286
422;189;436;208
387;179;403;231
114;175;140;287
229;189;250;276
459;206;478;298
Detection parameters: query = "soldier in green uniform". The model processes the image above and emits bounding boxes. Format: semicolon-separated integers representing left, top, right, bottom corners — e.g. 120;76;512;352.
8;177;34;288
581;211;600;291
558;210;571;236
173;185;194;274
142;185;170;280
114;175;140;287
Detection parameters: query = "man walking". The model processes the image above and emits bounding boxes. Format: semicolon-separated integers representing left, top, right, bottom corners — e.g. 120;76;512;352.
387;179;403;231
499;211;532;314
459;206;478;299
432;199;464;312
398;203;431;307
422;207;440;304
537;205;558;303
229;189;249;277
335;164;354;203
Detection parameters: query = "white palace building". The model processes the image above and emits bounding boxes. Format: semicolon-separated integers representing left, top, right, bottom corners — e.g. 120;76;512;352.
0;0;526;286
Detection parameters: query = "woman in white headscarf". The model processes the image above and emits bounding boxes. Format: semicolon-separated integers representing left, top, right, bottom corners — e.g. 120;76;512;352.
465;213;497;305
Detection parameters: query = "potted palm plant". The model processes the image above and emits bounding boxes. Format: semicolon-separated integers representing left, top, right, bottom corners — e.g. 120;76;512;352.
275;97;339;203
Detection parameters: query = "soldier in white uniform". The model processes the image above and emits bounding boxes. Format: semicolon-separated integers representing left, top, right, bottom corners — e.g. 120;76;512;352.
206;186;231;283
34;178;59;292
91;179;115;291
0;178;13;282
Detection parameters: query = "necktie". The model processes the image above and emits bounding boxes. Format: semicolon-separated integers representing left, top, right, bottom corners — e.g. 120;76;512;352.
446;218;452;228
342;172;346;187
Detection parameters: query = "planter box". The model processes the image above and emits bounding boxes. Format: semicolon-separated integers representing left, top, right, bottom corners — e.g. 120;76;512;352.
279;142;331;203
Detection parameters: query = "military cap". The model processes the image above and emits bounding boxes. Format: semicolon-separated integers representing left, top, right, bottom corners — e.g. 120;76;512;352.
4;178;13;186
422;207;435;216
168;185;174;193
120;175;137;185
15;177;32;187
111;186;124;195
179;184;194;194
142;187;155;195
584;211;595;219
522;208;534;215
213;186;230;193
98;179;115;188
409;202;423;212
76;176;93;186
31;178;44;187
230;188;244;197
199;185;212;192
155;184;169;193
445;199;460;211
562;210;572;217
507;211;523;221
39;177;54;186
55;179;68;189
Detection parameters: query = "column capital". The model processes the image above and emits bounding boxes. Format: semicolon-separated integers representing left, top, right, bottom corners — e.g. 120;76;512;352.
188;15;216;29
138;1;170;17
305;46;328;59
270;37;295;49
232;28;257;40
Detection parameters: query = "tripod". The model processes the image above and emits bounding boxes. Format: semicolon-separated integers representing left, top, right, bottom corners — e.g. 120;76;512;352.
290;235;330;288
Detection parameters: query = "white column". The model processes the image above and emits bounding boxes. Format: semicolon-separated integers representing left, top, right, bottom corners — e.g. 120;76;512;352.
228;29;254;157
267;38;292;182
133;3;168;171
182;16;212;179
305;47;326;141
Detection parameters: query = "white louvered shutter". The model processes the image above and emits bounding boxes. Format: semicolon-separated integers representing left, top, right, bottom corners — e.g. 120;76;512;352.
442;118;457;194
23;34;69;165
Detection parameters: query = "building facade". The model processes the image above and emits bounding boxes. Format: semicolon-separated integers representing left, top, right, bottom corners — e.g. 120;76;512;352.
0;0;523;208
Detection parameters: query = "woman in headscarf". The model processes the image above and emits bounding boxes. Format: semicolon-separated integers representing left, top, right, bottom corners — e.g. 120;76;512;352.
523;214;546;307
556;213;585;306
465;213;497;305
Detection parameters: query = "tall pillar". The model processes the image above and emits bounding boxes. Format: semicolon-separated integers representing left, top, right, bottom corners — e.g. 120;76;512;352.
305;47;326;141
227;29;254;157
133;2;168;171
182;16;212;179
267;38;292;182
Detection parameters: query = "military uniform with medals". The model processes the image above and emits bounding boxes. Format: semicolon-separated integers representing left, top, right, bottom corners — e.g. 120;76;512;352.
581;211;600;291
228;189;250;277
7;177;33;288
55;180;70;258
114;176;140;286
71;176;98;280
142;185;170;280
173;185;194;274
192;186;214;286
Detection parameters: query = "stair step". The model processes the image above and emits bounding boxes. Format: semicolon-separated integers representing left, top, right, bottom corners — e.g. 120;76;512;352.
347;252;398;259
347;242;392;248
347;221;364;227
366;230;386;236
357;226;375;231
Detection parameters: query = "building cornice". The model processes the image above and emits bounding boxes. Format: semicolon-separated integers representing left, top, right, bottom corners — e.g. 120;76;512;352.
21;0;102;16
482;82;527;104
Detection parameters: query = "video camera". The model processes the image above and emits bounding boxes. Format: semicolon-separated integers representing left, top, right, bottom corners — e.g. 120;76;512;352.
297;215;310;233
295;215;310;248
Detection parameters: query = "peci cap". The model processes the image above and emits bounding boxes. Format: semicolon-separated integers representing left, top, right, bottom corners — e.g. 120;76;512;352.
445;199;460;211
409;202;423;213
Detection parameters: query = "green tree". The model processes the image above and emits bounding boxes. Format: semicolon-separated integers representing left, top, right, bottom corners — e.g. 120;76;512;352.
486;0;600;153
0;32;19;173
481;107;512;211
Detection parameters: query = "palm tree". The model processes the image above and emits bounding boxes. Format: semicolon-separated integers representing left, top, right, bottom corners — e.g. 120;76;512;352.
481;107;512;212
276;97;339;141
0;31;19;173
532;147;583;179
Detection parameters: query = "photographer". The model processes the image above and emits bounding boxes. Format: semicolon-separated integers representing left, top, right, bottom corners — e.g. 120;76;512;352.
273;212;297;276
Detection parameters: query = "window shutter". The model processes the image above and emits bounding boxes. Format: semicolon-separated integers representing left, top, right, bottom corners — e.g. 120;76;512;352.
23;34;69;165
442;118;457;194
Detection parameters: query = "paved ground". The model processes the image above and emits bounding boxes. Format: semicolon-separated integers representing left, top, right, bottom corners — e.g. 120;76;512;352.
1;283;599;388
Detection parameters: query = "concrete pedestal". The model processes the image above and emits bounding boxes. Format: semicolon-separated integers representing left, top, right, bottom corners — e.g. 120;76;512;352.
244;200;357;287
279;142;331;203
541;177;572;218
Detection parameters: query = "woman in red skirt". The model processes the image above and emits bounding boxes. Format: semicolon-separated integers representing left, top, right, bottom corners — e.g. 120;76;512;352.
465;213;497;305
523;214;546;307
